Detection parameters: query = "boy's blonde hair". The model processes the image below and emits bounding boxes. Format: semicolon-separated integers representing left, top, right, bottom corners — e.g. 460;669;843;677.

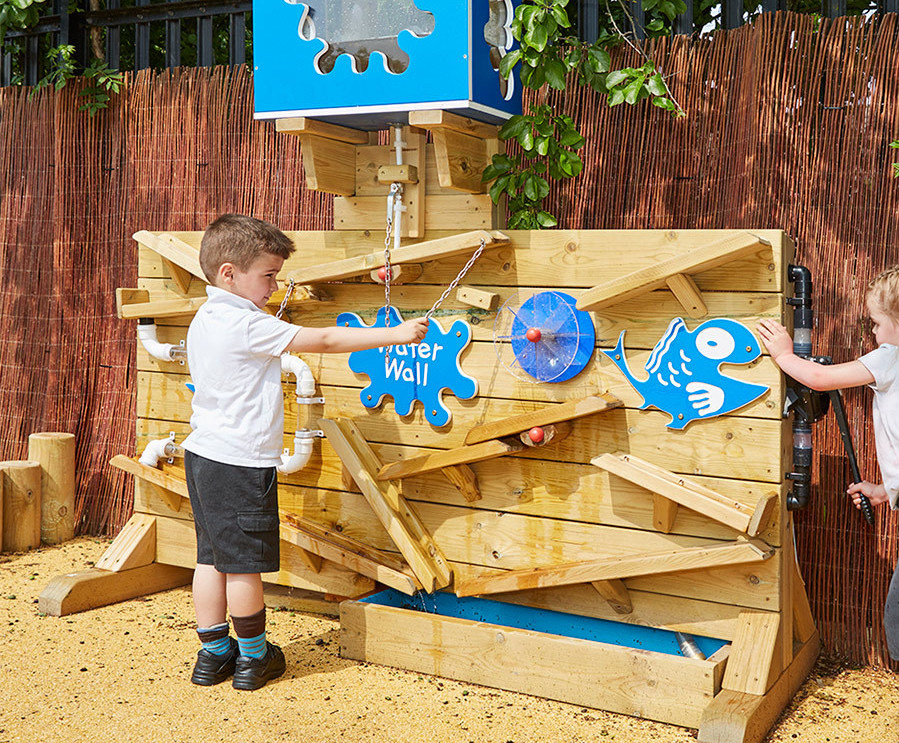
199;214;295;283
868;265;899;321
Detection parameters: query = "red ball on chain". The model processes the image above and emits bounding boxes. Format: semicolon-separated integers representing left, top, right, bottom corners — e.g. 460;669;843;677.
377;266;390;281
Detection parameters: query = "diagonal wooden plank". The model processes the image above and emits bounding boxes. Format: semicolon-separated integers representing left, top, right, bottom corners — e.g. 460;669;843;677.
592;452;776;537
377;438;524;481
454;538;774;597
464;393;622;445
133;230;205;281
279;511;421;595
576;233;770;311
287;230;509;284
109;454;185;512
318;418;452;592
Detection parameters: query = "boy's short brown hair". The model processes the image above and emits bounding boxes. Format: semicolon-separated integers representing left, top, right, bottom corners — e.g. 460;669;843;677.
199;214;295;284
868;265;899;322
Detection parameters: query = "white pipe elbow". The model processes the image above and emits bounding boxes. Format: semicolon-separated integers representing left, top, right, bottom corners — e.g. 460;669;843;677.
138;322;183;362
277;436;314;474
281;353;316;397
139;437;172;468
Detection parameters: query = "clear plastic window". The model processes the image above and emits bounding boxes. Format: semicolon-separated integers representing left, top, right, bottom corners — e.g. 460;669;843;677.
296;1;435;74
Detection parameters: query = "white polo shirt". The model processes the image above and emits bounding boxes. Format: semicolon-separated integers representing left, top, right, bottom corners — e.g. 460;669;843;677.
182;286;300;467
859;343;899;509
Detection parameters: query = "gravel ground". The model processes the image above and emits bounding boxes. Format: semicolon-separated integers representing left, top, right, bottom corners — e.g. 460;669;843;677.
2;538;896;743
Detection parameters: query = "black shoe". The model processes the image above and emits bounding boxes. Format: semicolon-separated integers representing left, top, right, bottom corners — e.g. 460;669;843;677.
232;642;286;690
191;637;238;686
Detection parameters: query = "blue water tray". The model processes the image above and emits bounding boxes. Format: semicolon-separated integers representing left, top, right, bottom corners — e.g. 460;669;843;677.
361;588;728;658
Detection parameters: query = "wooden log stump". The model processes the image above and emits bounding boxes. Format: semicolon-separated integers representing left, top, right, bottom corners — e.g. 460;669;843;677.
0;461;42;552
28;432;76;545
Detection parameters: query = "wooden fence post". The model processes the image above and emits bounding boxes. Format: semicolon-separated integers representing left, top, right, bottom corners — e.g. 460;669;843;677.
0;461;42;552
28;432;76;545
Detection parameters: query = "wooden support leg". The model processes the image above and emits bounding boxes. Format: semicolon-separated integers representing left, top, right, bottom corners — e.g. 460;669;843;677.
699;631;820;743
95;513;157;571
38;563;193;616
722;611;782;695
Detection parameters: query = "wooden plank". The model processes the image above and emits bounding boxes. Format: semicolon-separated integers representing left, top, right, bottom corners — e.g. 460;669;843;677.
110;454;186;511
455;539;775;597
94;513;156;572
319;417;453;592
38;564;193;616
135;421;783;550
666;273;707;318
377;163;418;184
591;579;633;614
377;438;525;481
279;511;421;595
275;117;369;144
134;467;778;616
133;230;205;281
722;611;782;695
299;135;357;196
593;453;768;535
341;600;722;729
119;295;207;320
577;233;773;311
286;230;509;284
401;127;426;237
116;288;150;319
431;128;491;193
334;193;495;232
698;632;820;743
141;229;787;292
407;109;500;139
152;511;376;597
465;394;623;445
455;285;498;310
263;583;340;617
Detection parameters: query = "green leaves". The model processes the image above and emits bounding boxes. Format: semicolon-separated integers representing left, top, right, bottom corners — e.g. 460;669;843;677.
483;0;685;229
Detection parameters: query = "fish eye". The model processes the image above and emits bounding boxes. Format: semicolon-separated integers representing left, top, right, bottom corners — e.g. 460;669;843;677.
696;327;735;360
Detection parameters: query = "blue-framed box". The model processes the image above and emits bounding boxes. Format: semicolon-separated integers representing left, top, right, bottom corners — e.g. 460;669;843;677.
252;0;523;129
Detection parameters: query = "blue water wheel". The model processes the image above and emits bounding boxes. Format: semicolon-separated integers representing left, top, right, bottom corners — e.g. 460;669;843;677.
493;291;595;383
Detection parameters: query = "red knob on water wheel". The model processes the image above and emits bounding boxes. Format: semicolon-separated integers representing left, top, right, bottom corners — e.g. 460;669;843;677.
528;427;545;444
378;266;389;281
526;327;542;343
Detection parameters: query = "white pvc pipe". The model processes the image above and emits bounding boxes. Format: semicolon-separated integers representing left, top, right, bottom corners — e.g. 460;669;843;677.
138;322;185;363
281;353;316;397
277;353;318;474
278;435;314;474
139;437;183;468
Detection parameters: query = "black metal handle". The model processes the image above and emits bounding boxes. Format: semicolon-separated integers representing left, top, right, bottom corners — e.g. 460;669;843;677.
827;389;875;526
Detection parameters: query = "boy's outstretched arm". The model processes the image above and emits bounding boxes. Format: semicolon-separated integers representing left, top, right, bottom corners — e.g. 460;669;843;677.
757;319;874;391
285;317;429;354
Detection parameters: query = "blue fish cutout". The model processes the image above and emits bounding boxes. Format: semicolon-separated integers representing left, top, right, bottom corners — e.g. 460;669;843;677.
602;317;769;430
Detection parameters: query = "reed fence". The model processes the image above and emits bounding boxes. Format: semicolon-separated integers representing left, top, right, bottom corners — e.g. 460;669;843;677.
1;10;898;665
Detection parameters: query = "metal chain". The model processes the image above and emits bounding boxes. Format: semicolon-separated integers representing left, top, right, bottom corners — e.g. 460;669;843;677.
425;237;487;320
383;184;400;329
275;278;296;320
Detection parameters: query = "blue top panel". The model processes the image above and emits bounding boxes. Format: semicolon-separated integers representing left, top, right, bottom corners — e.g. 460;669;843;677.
361;588;728;658
253;0;521;124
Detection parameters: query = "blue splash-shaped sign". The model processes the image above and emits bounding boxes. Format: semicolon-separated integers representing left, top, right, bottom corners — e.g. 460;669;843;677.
337;306;477;427
602;317;769;430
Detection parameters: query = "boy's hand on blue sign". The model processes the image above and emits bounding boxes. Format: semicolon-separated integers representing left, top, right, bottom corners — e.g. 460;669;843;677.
392;317;430;345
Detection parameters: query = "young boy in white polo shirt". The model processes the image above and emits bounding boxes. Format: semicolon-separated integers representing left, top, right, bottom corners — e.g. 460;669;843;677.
182;214;428;690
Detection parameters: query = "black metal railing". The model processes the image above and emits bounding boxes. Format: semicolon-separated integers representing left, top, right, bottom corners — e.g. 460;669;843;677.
1;0;251;87
5;1;899;88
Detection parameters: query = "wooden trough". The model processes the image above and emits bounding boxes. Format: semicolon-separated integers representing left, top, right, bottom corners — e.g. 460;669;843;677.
42;118;815;743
